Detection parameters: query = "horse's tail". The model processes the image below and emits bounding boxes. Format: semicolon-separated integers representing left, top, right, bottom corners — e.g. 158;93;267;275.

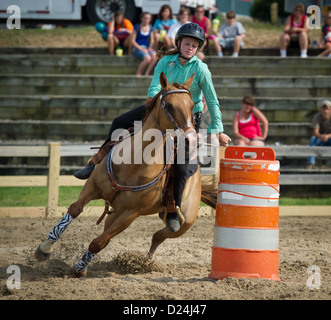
200;175;218;208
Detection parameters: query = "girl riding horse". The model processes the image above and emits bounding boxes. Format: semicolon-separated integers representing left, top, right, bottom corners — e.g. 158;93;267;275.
74;23;231;233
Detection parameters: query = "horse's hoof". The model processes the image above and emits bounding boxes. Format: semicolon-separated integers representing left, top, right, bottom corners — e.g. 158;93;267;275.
72;268;87;278
34;245;51;262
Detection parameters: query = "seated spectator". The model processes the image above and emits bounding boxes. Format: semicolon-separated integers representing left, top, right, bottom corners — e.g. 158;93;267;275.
232;96;269;146
166;7;191;49
217;10;246;57
152;4;177;50
192;5;222;60
307;100;331;167
107;10;133;55
279;3;309;58
318;11;331;57
131;12;157;76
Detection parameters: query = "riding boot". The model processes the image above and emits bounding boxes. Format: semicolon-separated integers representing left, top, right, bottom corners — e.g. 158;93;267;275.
166;212;181;232
164;161;198;232
74;141;114;180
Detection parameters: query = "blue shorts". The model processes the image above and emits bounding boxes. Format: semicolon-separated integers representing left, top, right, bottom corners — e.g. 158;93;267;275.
132;46;155;60
219;37;243;48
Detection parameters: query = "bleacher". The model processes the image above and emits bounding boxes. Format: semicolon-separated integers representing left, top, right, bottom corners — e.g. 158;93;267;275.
0;47;330;185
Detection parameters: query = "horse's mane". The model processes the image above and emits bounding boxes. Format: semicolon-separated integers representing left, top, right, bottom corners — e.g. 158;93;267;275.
143;83;192;124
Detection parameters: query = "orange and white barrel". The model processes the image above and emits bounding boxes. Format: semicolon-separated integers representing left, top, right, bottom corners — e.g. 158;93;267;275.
209;146;280;281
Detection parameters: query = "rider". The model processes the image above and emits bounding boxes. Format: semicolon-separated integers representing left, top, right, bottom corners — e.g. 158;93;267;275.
74;23;231;232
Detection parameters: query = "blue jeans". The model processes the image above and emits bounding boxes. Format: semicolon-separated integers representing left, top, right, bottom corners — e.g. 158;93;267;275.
307;136;331;164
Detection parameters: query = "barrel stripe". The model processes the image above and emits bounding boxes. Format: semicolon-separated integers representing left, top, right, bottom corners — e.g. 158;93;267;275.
218;183;279;207
213;227;279;250
216;204;279;229
220;162;279;185
210;247;280;281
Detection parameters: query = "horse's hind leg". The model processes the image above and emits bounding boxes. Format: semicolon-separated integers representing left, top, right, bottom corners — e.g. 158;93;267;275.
34;178;100;262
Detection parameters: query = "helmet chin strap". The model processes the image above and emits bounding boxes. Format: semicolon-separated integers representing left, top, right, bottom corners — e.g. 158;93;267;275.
178;53;191;61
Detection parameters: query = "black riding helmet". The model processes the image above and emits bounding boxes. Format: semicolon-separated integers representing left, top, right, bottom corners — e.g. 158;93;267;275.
175;23;205;49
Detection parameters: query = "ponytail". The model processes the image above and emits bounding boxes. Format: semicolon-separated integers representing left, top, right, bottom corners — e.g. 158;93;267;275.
156;46;180;61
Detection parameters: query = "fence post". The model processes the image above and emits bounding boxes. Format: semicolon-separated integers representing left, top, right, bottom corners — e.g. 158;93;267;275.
47;142;61;217
271;2;278;24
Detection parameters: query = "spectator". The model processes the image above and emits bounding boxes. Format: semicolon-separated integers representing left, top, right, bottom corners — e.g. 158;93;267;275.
217;10;246;57
107;10;134;55
307;100;331;168
166;7;191;49
279;3;309;58
152;4;177;50
318;11;331;57
192;5;222;60
131;12;157;76
232;96;268;146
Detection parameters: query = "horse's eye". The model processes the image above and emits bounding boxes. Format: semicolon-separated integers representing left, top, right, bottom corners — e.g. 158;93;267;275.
165;103;174;112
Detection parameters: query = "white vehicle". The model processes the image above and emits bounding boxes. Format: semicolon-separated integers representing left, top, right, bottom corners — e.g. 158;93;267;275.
0;0;216;25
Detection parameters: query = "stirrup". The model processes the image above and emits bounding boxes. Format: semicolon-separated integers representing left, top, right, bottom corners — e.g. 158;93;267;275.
175;206;185;225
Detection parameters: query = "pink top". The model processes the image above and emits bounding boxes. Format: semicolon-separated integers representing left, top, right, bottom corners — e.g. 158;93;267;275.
192;16;215;40
290;14;306;34
237;111;262;139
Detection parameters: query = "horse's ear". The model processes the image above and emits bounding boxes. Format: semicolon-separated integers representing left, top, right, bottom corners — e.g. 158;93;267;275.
183;73;195;90
160;72;169;90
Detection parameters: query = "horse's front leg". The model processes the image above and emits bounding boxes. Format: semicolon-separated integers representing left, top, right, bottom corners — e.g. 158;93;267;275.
34;178;100;262
147;221;194;259
73;210;139;278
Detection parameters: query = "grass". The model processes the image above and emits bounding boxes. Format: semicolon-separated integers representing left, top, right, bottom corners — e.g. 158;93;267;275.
0;19;321;49
0;26;106;48
0;187;104;207
0;186;331;207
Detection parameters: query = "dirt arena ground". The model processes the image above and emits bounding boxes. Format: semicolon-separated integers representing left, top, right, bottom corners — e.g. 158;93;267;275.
0;208;330;301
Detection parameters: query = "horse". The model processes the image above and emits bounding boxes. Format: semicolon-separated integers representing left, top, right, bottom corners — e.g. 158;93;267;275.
34;72;217;277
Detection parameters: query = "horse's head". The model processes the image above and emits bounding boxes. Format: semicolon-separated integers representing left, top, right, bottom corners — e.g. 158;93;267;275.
147;72;197;157
154;72;196;134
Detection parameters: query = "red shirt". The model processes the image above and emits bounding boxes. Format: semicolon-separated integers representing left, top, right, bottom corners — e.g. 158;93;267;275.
290;14;306;34
237;111;262;139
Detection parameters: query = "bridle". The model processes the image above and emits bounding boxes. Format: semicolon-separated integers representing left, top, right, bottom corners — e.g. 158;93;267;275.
149;88;195;135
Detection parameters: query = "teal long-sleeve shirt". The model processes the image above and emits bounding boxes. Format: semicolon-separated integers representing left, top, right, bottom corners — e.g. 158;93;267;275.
147;54;224;133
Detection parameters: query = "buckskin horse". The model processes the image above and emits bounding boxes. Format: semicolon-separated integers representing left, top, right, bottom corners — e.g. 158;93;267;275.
34;72;217;277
